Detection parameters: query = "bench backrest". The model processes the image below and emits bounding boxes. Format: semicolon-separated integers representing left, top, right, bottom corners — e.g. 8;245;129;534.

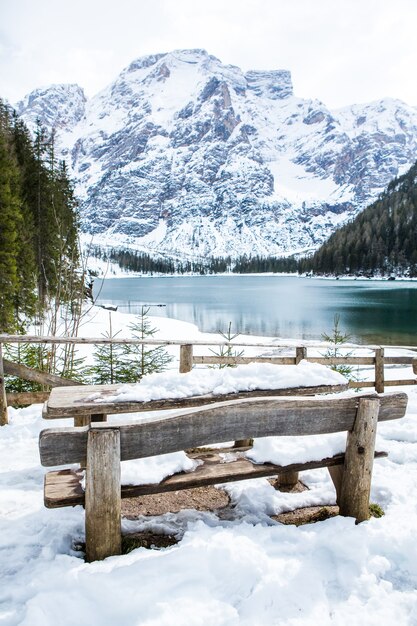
39;392;408;467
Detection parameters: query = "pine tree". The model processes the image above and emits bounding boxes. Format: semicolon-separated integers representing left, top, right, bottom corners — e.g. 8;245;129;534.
0;99;83;343
121;306;173;380
303;160;417;277
209;321;244;368
89;312;127;384
0;132;20;330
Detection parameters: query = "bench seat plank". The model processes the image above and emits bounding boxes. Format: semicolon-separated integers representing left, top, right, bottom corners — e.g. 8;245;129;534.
43;383;349;419
44;448;388;509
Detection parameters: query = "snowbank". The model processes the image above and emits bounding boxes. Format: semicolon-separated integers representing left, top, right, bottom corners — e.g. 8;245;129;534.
2;313;417;625
2;394;417;625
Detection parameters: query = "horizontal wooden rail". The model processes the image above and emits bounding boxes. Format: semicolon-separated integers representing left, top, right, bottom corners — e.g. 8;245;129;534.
7;391;50;406
306;357;375;365
194;354;417;365
1;334;417;351
3;359;81;388
193;356;297;365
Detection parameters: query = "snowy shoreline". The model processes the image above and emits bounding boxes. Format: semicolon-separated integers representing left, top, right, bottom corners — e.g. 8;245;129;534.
90;259;417;282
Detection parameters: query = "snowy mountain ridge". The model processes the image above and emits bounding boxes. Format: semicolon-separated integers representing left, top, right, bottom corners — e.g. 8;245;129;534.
16;49;417;259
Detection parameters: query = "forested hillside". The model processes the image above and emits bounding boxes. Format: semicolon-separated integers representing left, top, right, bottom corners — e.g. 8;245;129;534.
300;161;417;277
90;246;299;275
0;100;81;331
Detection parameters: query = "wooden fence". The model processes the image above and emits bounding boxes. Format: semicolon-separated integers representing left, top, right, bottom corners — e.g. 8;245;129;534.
1;334;417;425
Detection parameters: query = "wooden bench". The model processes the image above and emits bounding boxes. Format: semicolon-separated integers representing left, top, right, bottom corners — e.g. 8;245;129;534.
39;390;407;561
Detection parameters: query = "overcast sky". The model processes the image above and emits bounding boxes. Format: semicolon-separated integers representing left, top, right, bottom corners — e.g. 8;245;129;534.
1;0;416;109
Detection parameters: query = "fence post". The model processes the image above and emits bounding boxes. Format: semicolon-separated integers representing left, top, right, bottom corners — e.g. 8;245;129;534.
375;348;384;393
274;346;307;488
0;343;8;426
296;346;307;364
179;344;193;373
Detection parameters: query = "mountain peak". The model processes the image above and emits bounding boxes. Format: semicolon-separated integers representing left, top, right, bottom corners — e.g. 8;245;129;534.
15;50;417;259
16;84;86;133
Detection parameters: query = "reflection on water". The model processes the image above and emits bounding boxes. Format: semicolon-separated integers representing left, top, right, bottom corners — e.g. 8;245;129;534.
94;275;417;345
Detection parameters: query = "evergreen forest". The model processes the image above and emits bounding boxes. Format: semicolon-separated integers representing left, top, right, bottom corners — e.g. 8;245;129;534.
0;99;82;332
90;246;298;275
90;160;417;280
299;161;417;277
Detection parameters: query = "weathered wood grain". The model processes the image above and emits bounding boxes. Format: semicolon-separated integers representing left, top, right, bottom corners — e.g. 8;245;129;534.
308;356;375;365
296;347;307;363
0;334;311;349
43;382;349;419
328;464;344;504
3;359;82;388
193;356;382;367
180;344;193;373
384;379;417;387
349;379;417;389
7;391;50;406
85;428;121;561
339;397;379;522
375;348;385;393
193;356;297;365
44;449;388;509
275;471;299;488
349;381;377;389
39;392;407;467
384;356;416;365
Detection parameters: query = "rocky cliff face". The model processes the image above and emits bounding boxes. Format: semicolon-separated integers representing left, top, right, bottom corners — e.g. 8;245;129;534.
15;49;417;258
16;84;87;132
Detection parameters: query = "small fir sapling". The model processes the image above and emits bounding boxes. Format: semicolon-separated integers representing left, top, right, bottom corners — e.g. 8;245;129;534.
209;321;244;368
321;314;356;380
121;306;173;380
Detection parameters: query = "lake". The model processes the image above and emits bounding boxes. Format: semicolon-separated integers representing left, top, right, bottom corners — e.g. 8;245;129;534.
93;275;417;345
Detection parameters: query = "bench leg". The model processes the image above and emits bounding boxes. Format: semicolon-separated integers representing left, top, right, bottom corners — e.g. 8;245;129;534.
339;397;379;523
274;471;299;489
233;438;253;448
328;465;343;505
85;427;121;561
74;413;107;427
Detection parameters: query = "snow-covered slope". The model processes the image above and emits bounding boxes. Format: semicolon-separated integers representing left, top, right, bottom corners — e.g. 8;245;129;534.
16;83;87;132
16;49;417;258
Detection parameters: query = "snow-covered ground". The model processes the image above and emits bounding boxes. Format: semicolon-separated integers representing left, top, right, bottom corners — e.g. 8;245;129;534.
2;309;417;625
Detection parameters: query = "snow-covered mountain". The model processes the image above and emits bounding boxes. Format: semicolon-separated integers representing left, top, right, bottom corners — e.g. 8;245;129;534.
16;49;417;259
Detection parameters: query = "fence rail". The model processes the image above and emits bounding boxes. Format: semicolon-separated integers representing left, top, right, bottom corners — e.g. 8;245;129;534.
1;335;417;425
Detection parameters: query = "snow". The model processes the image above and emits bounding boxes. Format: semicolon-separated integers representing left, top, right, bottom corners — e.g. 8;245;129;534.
248;431;348;467
93;361;346;404
2;312;417;624
19;51;417;261
120;452;200;487
268;156;353;205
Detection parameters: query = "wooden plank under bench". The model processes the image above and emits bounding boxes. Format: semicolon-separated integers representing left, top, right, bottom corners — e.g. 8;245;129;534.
44;448;388;509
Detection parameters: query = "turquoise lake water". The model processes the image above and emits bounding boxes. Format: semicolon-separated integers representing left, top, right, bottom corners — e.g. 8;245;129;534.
94;275;417;345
